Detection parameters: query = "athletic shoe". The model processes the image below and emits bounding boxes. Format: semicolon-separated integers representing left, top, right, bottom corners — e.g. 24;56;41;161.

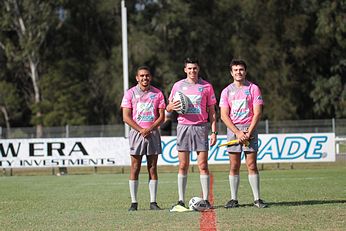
254;199;268;208
128;202;138;211
205;200;213;209
150;202;162;210
224;199;239;208
176;200;186;207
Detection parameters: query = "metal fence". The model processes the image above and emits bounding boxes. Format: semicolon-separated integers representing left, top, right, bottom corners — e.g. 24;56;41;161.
0;119;345;175
1;118;345;139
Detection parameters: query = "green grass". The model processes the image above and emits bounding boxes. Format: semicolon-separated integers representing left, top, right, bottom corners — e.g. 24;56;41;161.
1;166;346;231
340;143;346;153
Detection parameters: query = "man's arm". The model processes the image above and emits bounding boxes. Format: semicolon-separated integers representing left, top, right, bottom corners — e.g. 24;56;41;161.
208;105;217;146
220;107;247;142
245;104;262;139
122;108;150;138
148;108;165;131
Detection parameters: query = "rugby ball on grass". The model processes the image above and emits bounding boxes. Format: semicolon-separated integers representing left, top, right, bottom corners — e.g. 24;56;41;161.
173;91;189;114
189;197;208;211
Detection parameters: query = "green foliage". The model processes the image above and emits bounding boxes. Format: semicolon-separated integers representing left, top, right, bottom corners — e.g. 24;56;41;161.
311;75;346;118
0;0;61;132
0;0;345;128
40;60;89;126
0;81;22;124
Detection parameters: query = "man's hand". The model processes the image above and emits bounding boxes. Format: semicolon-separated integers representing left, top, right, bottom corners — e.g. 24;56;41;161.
235;130;247;143
139;128;152;138
210;133;217;146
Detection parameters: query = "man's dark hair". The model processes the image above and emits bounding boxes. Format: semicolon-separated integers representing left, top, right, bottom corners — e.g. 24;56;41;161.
230;59;247;71
184;57;199;67
137;66;151;74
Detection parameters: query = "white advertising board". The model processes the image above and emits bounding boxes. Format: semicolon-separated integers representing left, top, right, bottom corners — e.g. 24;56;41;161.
0;133;335;168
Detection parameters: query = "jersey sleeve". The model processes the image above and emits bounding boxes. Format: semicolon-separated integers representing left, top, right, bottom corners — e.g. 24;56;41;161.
219;87;230;108
207;84;217;106
168;83;178;102
157;91;166;109
252;85;264;105
121;89;133;109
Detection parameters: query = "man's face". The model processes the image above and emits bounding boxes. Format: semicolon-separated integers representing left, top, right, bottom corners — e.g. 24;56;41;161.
231;65;246;81
184;63;199;80
136;69;152;88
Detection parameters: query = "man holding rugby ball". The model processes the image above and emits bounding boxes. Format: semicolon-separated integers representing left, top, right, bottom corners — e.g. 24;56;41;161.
166;57;217;209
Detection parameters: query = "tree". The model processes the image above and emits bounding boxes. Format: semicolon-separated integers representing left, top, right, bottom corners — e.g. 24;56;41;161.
311;0;346;118
0;0;345;131
0;0;59;136
0;81;22;136
41;0;123;125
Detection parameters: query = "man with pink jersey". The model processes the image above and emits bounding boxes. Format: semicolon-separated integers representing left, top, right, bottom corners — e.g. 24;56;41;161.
166;57;217;209
219;59;267;208
121;66;166;211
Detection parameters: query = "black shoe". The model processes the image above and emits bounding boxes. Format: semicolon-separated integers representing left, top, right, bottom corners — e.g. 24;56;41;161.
128;202;138;211
176;200;186;207
224;199;239;208
204;200;213;209
150;202;162;210
254;199;268;208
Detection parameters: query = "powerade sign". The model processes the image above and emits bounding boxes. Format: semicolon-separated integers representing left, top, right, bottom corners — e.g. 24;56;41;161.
0;133;335;168
159;133;335;164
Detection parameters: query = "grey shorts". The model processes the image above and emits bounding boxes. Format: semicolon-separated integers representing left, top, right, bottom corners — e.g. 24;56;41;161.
129;128;162;155
176;123;209;152
227;124;258;153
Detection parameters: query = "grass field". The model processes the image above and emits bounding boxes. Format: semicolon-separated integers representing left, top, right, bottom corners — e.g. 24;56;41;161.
1;165;346;231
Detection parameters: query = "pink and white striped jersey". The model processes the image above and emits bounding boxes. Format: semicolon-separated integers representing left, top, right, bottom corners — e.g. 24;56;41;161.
168;78;217;125
121;85;166;128
219;80;263;125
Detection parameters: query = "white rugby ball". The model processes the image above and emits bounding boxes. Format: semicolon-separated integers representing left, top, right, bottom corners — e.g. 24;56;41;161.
173;91;189;114
188;197;208;211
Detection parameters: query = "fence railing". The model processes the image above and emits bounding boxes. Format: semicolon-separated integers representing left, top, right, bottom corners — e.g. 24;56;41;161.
1;118;345;139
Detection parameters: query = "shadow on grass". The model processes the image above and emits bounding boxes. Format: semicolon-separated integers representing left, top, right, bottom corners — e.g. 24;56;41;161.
213;199;346;209
267;199;346;207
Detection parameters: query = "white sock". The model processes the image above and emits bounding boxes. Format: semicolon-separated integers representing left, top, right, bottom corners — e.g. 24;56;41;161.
178;174;187;202
229;175;240;200
129;180;138;203
200;174;209;200
149;180;158;203
248;174;260;200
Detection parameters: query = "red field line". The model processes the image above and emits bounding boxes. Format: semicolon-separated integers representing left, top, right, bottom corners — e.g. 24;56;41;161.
199;173;217;231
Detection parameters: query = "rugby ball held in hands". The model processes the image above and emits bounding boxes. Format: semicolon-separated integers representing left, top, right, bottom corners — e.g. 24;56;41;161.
173;91;189;114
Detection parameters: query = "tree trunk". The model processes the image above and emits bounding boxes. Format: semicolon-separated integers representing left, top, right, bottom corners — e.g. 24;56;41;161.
0;105;11;138
28;56;43;138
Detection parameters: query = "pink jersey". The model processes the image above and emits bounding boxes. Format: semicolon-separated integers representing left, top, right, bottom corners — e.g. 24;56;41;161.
121;85;166;128
219;81;263;125
168;78;217;125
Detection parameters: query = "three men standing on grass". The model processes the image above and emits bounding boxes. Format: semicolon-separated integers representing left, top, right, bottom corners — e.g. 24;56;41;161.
121;58;266;211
